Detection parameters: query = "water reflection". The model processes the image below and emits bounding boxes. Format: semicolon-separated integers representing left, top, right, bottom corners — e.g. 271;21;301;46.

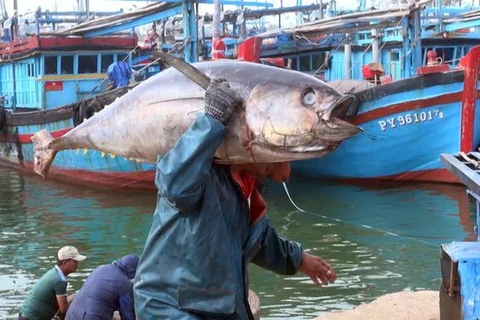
0;169;475;319
0;169;155;319
249;177;474;319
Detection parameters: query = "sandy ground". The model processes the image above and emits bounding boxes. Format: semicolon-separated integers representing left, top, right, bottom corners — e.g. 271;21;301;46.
314;290;439;320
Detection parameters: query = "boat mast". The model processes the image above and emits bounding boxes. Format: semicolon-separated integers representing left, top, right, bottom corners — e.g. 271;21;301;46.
212;0;225;59
344;33;351;79
85;0;90;20
371;28;379;63
212;0;220;45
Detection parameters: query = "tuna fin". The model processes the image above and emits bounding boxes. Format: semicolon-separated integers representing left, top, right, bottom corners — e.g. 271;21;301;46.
109;153;116;158
83;148;88;155
101;152;106;157
30;130;58;179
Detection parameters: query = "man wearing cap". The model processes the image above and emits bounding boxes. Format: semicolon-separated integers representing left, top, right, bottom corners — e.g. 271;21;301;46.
19;246;86;320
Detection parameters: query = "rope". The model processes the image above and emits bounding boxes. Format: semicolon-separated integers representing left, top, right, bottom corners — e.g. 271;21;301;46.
459;151;480;168
282;182;438;247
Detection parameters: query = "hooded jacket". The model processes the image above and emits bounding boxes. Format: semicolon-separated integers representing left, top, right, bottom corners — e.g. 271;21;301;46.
133;113;303;319
66;254;139;320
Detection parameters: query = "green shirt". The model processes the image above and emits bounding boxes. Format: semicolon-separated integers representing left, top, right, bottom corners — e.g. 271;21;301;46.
20;267;67;320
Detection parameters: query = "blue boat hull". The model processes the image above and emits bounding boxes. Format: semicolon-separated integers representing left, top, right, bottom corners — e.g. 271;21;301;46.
292;70;480;183
0;93;157;191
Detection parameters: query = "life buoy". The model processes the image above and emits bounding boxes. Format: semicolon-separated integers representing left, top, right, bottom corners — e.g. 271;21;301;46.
0;104;6;131
74;100;103;126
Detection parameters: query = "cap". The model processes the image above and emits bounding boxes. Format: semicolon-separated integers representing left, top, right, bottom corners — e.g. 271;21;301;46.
57;246;87;262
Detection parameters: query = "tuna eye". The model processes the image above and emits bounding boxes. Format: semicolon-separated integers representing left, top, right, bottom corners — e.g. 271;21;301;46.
302;89;316;106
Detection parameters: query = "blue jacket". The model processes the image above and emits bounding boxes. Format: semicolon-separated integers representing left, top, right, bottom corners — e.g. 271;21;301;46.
133;113;303;319
107;61;131;88
66;254;139;320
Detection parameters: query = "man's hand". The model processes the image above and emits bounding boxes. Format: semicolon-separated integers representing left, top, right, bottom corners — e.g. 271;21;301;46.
298;252;336;286
204;78;241;124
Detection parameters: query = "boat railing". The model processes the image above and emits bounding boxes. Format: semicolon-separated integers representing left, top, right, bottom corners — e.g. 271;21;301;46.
439;152;480;318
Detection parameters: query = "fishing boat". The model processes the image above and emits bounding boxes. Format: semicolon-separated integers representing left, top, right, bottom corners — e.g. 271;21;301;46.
247;0;480;183
291;49;480;183
6;0;478;188
0;0;312;191
152;0;480;183
0;4;179;190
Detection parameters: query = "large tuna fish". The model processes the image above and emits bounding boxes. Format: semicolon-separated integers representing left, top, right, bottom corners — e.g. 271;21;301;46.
32;60;361;178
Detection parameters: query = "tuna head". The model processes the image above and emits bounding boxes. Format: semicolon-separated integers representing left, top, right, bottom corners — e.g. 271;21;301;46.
244;82;361;155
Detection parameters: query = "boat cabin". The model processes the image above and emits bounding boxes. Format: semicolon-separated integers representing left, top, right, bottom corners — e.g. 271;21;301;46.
0;35;137;111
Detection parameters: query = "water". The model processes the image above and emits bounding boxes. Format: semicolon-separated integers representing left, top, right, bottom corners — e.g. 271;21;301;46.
0;167;475;319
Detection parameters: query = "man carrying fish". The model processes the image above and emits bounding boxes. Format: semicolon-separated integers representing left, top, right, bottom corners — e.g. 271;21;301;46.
133;78;337;319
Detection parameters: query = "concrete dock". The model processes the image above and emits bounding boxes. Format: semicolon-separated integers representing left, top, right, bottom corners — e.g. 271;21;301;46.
314;290;439;320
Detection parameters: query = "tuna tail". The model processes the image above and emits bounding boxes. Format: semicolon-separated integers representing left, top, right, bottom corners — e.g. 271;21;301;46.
31;129;58;178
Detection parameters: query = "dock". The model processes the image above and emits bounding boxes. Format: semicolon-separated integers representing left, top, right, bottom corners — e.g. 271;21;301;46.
315;290;439;320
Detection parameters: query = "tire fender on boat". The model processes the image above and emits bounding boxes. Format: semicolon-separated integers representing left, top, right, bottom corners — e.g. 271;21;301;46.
74;100;103;126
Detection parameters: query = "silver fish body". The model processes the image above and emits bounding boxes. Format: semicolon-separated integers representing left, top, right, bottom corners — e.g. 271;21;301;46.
32;60;361;177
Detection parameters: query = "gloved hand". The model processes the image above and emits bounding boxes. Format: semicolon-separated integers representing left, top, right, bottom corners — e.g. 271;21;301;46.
204;78;240;124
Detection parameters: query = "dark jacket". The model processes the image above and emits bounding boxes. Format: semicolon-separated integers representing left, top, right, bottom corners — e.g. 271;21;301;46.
66;254;139;320
133;113;303;319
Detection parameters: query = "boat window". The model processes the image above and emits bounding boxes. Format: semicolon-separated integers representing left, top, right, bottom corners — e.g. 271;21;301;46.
101;54;114;72
299;55;311;72
312;53;328;70
465;46;472;56
455;47;465;63
45;56;57;75
27;63;35;77
390;51;400;61
438;48;454;64
290;57;298;71
117;54;129;63
61;56;74;74
422;47;432;64
79;55;98;74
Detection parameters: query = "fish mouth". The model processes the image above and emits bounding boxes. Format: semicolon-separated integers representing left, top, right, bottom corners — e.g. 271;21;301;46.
323;94;357;120
312;94;362;143
255;111;361;153
315;117;362;142
273;116;362;153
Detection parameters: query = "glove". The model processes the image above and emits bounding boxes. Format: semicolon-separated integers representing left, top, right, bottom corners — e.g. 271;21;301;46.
204;78;240;124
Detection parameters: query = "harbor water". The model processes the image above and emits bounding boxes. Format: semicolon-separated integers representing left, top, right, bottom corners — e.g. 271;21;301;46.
0;167;474;319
